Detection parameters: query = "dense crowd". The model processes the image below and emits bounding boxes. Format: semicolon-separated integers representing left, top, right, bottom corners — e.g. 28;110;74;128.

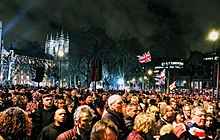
0;85;220;140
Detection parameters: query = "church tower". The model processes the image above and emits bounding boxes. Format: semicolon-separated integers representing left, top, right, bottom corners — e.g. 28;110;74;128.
45;30;69;57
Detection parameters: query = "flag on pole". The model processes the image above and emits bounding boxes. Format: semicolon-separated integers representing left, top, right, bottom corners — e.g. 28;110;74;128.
159;69;165;79
137;51;151;63
156;69;165;79
169;81;176;90
158;78;165;85
155;69;166;85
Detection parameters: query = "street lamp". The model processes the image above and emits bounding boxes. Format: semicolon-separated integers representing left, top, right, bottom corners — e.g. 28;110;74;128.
148;69;153;75
58;50;64;87
208;29;219;97
131;78;136;90
147;69;153;89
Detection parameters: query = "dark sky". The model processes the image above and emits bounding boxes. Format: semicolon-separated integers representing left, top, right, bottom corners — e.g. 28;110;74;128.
1;0;220;56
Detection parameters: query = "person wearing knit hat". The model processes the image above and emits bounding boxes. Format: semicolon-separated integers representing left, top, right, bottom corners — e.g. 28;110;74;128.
102;94;129;140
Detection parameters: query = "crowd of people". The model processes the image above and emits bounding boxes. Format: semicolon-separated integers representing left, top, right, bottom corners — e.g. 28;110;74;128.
0;85;220;140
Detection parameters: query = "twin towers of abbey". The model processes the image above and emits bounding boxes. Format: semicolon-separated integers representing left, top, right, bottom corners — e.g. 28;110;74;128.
44;30;69;57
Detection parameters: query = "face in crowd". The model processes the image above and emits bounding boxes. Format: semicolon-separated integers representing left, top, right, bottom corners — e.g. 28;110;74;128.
191;107;206;128
42;95;53;108
206;105;214;114
71;89;77;97
102;94;108;102
90;120;118;140
175;113;184;124
76;112;93;132
165;105;174;119
130;96;139;105
183;105;191;118
54;109;67;124
74;105;94;135
102;127;118;140
85;95;92;105
127;105;139;118
110;96;123;113
149;106;159;121
205;115;214;128
170;102;177;110
56;99;65;109
12;96;19;105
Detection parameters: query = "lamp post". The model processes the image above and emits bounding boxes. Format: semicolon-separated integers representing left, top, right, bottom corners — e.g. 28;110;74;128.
58;50;64;87
208;29;219;97
147;69;153;89
131;78;136;91
144;76;147;90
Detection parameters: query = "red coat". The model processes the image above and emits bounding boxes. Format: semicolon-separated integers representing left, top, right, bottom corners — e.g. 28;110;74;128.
127;131;145;140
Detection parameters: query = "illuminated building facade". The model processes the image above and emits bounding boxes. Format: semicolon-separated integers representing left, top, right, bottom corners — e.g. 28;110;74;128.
45;30;69;56
44;30;70;87
0;21;56;86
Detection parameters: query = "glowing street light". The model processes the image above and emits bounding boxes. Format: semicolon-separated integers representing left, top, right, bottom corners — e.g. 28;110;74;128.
58;50;64;57
209;30;219;41
58;50;64;87
132;78;136;83
131;78;136;90
148;69;153;75
208;29;219;97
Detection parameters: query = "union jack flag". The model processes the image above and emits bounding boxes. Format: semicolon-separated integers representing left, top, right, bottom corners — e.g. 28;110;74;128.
156;69;165;79
169;81;176;90
155;69;166;85
137;51;151;63
158;78;165;85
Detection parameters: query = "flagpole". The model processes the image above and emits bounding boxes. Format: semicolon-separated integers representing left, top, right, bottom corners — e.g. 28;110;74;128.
137;51;151;91
144;62;146;91
166;66;170;94
164;69;166;93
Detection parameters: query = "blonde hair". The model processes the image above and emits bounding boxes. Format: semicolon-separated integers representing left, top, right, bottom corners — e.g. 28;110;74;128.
204;102;215;111
130;96;139;104
160;105;172;116
133;112;155;134
159;124;174;136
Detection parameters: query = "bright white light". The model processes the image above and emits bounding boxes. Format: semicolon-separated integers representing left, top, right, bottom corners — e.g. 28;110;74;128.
139;77;143;82
126;88;130;93
118;78;124;85
148;69;153;75
132;78;135;82
58;50;64;57
209;29;219;41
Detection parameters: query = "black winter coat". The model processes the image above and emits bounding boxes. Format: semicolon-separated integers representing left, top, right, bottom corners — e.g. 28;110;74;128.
124;115;134;133
31;106;57;139
102;109;129;140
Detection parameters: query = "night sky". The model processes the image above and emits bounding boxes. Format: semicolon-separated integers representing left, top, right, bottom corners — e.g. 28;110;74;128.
1;0;220;57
